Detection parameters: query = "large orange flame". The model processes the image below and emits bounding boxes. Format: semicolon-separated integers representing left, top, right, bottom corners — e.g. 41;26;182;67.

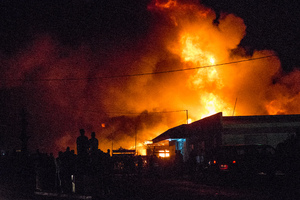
3;0;299;156
109;0;299;154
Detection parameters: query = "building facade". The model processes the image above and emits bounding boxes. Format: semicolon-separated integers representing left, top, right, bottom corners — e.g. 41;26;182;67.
149;112;300;162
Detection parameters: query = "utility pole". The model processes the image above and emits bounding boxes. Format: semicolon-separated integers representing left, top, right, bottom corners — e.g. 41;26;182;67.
186;110;189;124
111;139;113;156
111;131;114;157
232;98;238;116
135;124;137;155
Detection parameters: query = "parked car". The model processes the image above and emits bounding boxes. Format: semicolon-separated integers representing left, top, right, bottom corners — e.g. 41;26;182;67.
206;144;276;179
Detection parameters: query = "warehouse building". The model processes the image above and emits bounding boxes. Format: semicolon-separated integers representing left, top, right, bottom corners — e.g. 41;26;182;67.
148;112;300;161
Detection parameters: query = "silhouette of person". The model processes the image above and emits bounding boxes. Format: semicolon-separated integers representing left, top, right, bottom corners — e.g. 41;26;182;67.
76;129;89;156
60;147;73;193
76;129;89;180
89;132;99;155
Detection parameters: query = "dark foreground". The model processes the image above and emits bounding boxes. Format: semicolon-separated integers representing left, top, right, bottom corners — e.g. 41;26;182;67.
1;173;299;200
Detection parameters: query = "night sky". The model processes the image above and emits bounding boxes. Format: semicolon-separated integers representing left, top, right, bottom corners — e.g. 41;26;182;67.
0;0;299;155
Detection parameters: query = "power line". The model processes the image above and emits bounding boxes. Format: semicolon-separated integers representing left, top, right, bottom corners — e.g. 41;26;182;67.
81;109;187;116
108;110;187;115
2;55;276;82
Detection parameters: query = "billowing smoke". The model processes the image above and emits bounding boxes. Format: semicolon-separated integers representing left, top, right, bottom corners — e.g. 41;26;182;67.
0;0;299;155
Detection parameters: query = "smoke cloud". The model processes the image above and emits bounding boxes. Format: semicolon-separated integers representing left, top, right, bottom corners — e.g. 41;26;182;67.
0;0;299;155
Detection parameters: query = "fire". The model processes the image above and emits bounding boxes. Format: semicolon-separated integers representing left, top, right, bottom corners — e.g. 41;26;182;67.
153;0;177;9
4;0;299;155
158;149;170;157
200;93;231;118
175;29;231;118
128;142;147;156
105;0;289;153
180;33;216;65
266;100;287;115
209;57;215;65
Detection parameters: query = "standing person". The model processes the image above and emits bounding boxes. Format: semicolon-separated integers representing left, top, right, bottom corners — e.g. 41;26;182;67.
88;132;100;197
76;129;89;156
76;129;89;194
61;147;73;193
89;132;99;155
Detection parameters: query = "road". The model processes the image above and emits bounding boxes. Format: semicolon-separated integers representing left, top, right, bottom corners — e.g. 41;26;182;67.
105;174;299;200
1;174;299;200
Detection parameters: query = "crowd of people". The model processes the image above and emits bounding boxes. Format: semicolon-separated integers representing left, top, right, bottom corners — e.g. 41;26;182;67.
0;128;171;197
1;128;299;198
52;128;113;195
0;128;114;196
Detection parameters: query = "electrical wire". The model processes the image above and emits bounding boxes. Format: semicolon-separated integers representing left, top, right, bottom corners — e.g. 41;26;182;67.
78;109;187;116
1;55;276;82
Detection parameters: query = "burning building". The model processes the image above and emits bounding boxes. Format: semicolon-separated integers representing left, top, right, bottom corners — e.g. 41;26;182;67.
149;112;300;161
0;0;299;156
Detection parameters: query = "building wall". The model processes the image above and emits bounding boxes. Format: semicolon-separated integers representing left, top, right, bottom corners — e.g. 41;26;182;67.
150;113;300;162
221;114;300;148
222;132;294;148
